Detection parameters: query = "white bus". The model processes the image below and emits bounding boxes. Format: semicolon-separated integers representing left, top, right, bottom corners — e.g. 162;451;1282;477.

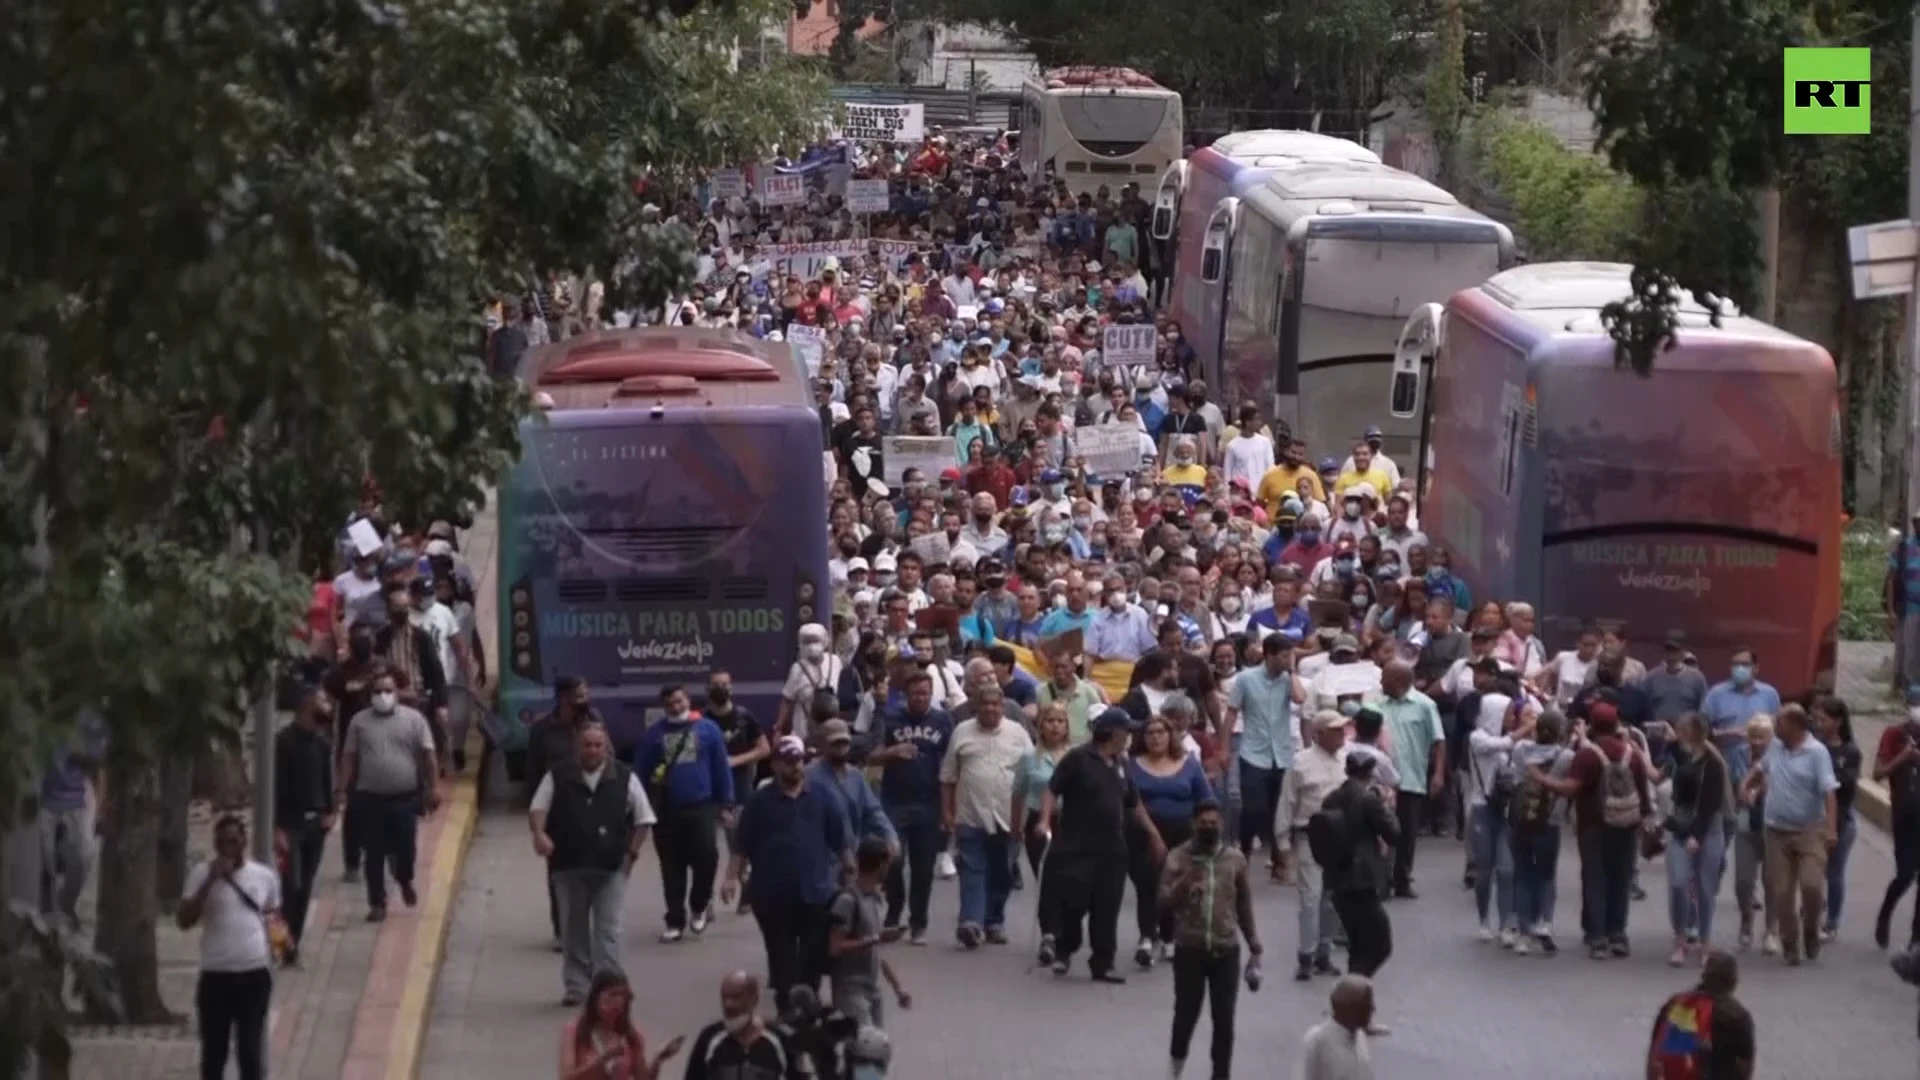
1019;67;1183;194
1212;160;1514;464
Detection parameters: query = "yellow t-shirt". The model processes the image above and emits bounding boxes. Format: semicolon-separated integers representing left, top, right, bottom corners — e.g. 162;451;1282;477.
1162;462;1208;491
1335;465;1393;501
1256;464;1325;515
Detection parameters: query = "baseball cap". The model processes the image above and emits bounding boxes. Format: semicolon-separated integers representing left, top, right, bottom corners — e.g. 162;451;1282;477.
940;467;963;482
1317;457;1340;474
1092;707;1132;736
426;520;456;541
1363;425;1384;439
847;556;870;573
1663;629;1689;649
1331;634;1360;657
772;735;807;761
1039;468;1065;484
818;719;853;745
873;552;898;572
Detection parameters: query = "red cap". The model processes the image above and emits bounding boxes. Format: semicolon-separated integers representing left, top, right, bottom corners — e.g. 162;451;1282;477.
940;467;963;482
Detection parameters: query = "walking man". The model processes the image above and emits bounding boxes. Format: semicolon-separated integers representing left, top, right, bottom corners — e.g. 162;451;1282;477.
634;683;734;942
1038;707;1166;982
274;683;336;962
177;815;281;1080
939;683;1033;948
1741;702;1839;966
339;668;441;921
529;720;656;1005
1319;755;1399;1020
1280;710;1350;980
1162;799;1261;1080
1296;975;1377;1080
723;735;854;1012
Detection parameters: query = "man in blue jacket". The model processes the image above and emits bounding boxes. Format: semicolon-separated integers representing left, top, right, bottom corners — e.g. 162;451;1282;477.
635;683;735;942
808;718;897;854
869;670;954;944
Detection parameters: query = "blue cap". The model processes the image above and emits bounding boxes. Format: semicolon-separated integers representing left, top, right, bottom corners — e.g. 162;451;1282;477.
1092;707;1133;735
1364;424;1384;439
1039;468;1065;484
1318;457;1340;473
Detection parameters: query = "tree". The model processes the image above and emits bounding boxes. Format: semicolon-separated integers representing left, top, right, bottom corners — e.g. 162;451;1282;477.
0;0;825;1034
1583;0;1908;372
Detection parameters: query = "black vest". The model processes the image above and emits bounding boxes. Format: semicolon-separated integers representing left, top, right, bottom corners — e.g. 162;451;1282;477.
547;760;636;874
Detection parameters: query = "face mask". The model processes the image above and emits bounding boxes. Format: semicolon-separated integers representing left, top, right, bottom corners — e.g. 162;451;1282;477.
1351;590;1371;608
1072;516;1091;531
1107;591;1129;610
1298;530;1320;546
1220;597;1242;616
1731;663;1754;686
1052;595;1068;610
1340;699;1362;717
1334;557;1355;575
1044;483;1065;499
1426;568;1447;585
801;641;826;661
708;686;731;706
723;1013;753;1035
1193;825;1222;849
372;691;398;714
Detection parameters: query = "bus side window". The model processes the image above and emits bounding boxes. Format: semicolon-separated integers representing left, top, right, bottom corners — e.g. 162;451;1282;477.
1390;370;1420;417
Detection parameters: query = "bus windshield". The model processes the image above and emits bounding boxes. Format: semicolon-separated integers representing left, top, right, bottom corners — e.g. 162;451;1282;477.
1057;94;1173;156
498;411;826;752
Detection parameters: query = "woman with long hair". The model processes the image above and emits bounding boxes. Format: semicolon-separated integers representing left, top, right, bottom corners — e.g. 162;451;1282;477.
558;971;682;1080
1813;695;1862;941
1125;713;1215;969
1663;712;1732;966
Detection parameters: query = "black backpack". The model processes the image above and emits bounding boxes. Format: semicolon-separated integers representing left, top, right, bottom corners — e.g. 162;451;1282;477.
1305;802;1356;872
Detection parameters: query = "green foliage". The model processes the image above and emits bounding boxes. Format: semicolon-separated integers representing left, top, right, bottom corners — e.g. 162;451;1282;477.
1583;0;1911;371
1470;112;1643;260
1426;0;1470;170
0;903;122;1079
1842;523;1895;642
0;0;826;809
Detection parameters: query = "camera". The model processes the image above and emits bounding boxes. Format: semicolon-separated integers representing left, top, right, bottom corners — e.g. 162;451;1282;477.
782;987;862;1078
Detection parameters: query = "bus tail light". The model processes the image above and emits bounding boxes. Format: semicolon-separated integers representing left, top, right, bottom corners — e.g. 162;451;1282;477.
796;567;819;629
798;605;814;622
508;577;543;680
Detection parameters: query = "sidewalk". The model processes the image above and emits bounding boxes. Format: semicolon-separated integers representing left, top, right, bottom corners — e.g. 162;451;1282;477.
68;500;497;1080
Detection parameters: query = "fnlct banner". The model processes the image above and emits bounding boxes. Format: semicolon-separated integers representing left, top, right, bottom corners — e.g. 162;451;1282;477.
839;103;926;144
761;172;806;207
764;239;923;280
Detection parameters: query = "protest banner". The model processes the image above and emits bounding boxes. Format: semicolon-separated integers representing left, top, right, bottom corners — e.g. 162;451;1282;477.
909;531;951;566
765;239;922;280
839;103;926;144
844;178;891;214
1101;322;1158;366
786;323;827;374
760;171;806;207
883;435;955;486
1074;423;1145;477
710;169;746;201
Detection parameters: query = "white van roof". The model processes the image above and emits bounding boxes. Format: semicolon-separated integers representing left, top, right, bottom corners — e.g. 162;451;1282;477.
1261;161;1459;207
1208;130;1380;164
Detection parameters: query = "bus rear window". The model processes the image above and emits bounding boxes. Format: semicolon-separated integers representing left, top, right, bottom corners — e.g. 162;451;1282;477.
1058;95;1172;157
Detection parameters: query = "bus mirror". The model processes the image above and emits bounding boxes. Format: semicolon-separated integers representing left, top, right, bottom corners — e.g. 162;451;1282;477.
1389;303;1443;420
1201;248;1223;283
1390;369;1420;418
1152;204;1174;240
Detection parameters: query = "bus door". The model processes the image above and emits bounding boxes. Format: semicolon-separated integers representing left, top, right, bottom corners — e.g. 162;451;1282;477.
1387;303;1443;504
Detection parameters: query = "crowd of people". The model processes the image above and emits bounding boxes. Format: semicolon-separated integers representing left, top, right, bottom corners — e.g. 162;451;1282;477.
139;125;1919;1080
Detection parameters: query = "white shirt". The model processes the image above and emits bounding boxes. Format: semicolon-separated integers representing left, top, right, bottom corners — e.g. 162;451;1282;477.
1296;1020;1373;1080
938;718;1034;831
1548;651;1595;705
1222;434;1276;494
411;601;461;683
183;860;282;973
529;765;659;828
782;655;846;739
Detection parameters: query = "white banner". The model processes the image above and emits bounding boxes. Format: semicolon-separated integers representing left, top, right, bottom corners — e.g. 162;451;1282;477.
844;178;891;214
883;435;956;486
1075;423;1146;477
710;168;746;201
765;239;924;281
1102;323;1158;366
839;103;926;144
787;323;828;375
761;171;807;207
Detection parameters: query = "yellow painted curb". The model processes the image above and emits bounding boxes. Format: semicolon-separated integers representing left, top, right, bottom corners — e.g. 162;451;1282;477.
384;741;482;1080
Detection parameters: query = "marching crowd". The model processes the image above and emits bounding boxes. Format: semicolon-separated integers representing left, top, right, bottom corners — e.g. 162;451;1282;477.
136;126;1914;1080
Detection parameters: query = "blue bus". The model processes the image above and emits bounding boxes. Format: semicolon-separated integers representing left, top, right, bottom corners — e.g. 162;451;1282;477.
497;328;829;760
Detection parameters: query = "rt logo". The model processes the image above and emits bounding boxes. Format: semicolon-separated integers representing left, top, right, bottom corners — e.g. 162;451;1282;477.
1784;47;1870;135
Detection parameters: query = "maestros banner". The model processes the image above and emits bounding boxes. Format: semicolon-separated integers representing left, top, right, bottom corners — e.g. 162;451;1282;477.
838;103;926;143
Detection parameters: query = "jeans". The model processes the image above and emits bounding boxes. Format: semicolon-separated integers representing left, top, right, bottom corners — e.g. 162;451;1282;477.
352;790;419;910
1391;791;1427;892
886;818;944;932
1291;835;1337;957
1130;817;1192;942
655;803;720;930
753;899;831;1014
1236;761;1285;863
1665;819;1727;943
1578;826;1636;946
955;825;1015;931
1732;824;1771;934
279;819;329;946
196;968;272;1080
1331;889;1392;975
1825;813;1856;932
40;803;95;921
1509;825;1561;933
552;868;627;997
1764;825;1829;957
1169;945;1240;1078
1468;804;1515;929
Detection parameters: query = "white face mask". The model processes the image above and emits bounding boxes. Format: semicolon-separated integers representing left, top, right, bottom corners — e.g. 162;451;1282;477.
801;641;827;661
1052;594;1068;610
1219;597;1242;616
723;1013;753;1034
372;691;398;714
1107;591;1129;610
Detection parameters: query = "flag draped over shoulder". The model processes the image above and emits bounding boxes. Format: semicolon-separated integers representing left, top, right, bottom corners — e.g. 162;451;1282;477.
1004;629;1135;703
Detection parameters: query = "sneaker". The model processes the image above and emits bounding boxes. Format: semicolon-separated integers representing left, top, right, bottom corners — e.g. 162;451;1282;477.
1156;940;1174;963
935;851;958;879
1784;950;1802;967
1669;943;1688;967
985;926;1009;946
1609;940;1631;959
1512;936;1532;956
958;924;984;950
1536;935;1559;956
1587;943;1609;961
1135;939;1156;969
1477;921;1497;943
1737;926;1753;951
1294;954;1313;982
909;928;929;947
882;920;906;941
1311;953;1341;976
1037;934;1056;967
1630;882;1647;902
367;906;387;923
1762;932;1781;956
660;927;684;943
1052;959;1071;976
1805;935;1821;962
1498;929;1517;950
1819;925;1837;943
690;910;711;935
1091;970;1127;985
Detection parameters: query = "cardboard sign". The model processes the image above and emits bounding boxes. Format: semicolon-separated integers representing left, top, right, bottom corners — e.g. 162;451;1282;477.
1075;423;1145;477
909;531;951;566
710;168;746;200
1102;322;1158;366
883;435;955;486
761;171;807;207
839;103;926;144
787;323;828;375
844;178;891;214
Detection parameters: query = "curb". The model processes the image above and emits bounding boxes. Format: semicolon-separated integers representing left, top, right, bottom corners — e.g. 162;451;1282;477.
382;737;483;1080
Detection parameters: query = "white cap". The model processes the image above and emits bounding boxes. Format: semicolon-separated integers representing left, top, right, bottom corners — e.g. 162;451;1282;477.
873;552;898;571
847;556;870;573
1085;261;1102;273
424;539;454;558
830;402;851;423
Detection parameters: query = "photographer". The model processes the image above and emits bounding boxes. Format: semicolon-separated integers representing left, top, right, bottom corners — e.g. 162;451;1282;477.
779;986;862;1080
684;971;805;1080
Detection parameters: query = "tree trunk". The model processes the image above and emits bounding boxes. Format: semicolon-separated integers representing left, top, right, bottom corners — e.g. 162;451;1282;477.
154;758;193;908
91;757;178;1026
190;740;249;809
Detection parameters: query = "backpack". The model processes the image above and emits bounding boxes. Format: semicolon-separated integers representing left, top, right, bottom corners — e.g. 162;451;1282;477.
1648;990;1715;1080
1601;750;1645;829
1507;755;1557;833
1305;802;1356;872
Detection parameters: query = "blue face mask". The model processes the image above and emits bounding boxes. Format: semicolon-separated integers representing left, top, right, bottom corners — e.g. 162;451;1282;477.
1425;568;1448;585
1340;699;1362;717
1731;663;1754;686
1298;530;1321;546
